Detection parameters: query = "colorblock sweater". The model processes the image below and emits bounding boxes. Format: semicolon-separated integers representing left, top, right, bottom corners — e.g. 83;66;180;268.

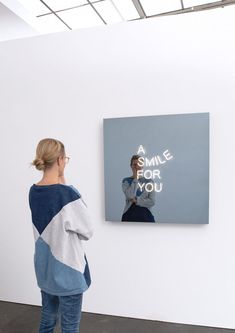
122;177;156;214
28;183;94;296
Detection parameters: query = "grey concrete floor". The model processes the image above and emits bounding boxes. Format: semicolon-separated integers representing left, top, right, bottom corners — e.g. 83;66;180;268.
0;301;234;333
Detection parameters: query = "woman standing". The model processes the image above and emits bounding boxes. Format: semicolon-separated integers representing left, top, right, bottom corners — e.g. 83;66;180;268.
28;138;93;333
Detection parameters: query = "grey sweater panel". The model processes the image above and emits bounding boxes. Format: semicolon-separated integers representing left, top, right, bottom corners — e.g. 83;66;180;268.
122;177;156;214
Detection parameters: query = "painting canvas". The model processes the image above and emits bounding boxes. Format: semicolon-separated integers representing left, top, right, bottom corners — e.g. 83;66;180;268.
103;113;209;224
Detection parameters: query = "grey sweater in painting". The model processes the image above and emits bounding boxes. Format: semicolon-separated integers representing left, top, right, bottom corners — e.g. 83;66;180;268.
122;177;156;214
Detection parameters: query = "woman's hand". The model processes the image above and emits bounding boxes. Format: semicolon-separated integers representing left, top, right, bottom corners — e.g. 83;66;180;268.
133;169;139;179
130;197;137;204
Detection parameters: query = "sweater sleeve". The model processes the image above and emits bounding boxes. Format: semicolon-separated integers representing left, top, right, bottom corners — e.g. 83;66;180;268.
122;178;138;200
136;182;156;208
64;189;94;241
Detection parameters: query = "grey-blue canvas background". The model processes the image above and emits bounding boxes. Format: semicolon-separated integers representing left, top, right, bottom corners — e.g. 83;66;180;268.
103;113;209;224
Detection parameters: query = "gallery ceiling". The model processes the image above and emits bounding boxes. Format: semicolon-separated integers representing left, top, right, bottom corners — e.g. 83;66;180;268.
14;0;235;32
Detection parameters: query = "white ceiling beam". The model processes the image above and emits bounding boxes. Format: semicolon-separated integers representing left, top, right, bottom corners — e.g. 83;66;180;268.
146;0;235;17
131;0;146;18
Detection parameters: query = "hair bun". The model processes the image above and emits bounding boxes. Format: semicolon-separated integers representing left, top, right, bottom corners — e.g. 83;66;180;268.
33;158;45;171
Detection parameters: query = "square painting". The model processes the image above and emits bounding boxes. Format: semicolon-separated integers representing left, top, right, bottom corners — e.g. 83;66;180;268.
103;113;209;224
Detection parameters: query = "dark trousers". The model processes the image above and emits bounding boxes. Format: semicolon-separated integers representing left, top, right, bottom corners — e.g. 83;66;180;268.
122;203;155;222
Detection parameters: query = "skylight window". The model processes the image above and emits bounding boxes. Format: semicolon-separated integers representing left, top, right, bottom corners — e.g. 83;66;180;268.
140;0;182;16
9;0;235;35
57;5;104;29
37;13;69;31
93;0;123;24
44;0;88;12
111;0;140;20
17;0;50;15
183;0;219;7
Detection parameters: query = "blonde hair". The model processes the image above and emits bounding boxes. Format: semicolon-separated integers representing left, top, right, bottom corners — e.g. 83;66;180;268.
31;138;65;171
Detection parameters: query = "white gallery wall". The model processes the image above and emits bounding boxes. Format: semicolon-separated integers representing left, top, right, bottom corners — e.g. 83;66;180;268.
0;7;235;329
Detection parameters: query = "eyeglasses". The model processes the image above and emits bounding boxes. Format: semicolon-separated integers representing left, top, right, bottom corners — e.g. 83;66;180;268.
65;156;70;164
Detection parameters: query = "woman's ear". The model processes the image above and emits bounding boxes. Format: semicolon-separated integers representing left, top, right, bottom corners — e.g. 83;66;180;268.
57;156;62;166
